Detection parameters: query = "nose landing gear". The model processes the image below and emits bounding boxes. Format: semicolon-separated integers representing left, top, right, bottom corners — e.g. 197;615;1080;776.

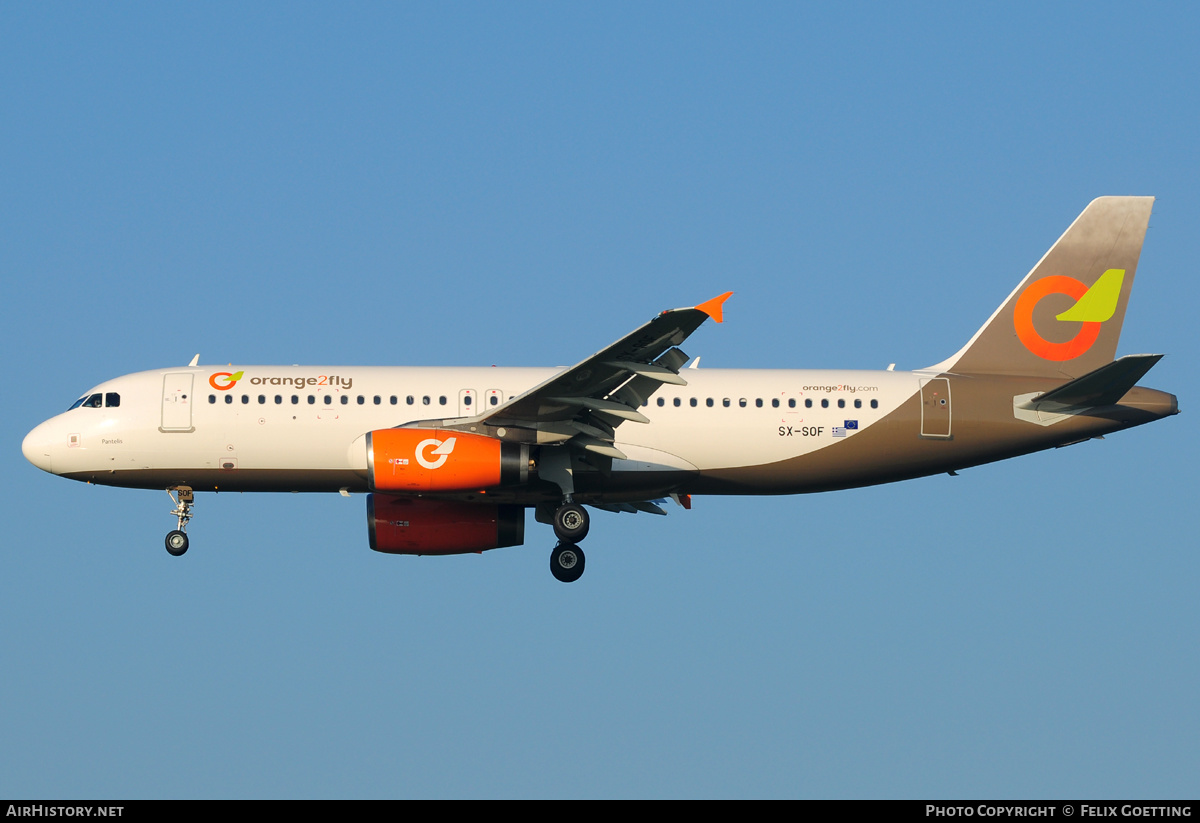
165;487;194;557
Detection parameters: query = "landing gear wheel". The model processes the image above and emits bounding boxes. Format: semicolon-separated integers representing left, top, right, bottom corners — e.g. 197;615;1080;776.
550;542;585;583
165;487;194;557
553;503;590;543
165;530;189;557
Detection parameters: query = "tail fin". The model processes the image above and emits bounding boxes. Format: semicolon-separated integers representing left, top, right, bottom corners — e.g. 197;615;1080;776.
930;196;1154;379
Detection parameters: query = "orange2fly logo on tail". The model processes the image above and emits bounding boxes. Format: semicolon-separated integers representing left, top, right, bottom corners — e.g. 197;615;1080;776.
1013;269;1124;361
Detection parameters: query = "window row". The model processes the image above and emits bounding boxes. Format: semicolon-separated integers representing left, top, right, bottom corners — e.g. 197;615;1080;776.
201;391;877;411
206;393;504;407
654;396;879;410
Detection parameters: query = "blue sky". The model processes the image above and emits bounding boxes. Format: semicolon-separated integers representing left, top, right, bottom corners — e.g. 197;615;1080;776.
2;3;1196;798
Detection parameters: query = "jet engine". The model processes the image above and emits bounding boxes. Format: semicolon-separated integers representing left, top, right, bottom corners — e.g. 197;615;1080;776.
367;429;528;493
367;495;525;555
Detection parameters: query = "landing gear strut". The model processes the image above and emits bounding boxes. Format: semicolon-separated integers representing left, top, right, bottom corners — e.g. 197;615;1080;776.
550;542;585;583
165;487;194;557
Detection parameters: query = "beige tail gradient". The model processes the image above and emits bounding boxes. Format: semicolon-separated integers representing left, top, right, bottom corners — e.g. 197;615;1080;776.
933;196;1154;379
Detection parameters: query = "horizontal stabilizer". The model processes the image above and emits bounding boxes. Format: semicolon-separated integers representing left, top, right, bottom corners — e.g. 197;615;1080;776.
1033;354;1164;408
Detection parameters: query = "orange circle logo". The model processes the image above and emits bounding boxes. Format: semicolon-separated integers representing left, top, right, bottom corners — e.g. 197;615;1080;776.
209;372;241;390
1013;276;1102;361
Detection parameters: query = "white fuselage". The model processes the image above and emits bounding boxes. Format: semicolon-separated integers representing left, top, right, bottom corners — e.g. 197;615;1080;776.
23;364;921;497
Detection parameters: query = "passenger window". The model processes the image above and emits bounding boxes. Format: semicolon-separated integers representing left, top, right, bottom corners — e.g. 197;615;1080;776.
490;396;498;406
464;395;472;407
275;395;283;404
706;398;714;407
657;398;665;407
324;395;332;405
225;395;233;405
854;399;861;409
673;398;681;407
439;396;447;406
871;399;879;409
307;395;315;405
390;396;398;405
723;398;731;408
292;395;299;405
374;396;382;405
755;399;763;408
208;395;216;404
407;396;415;405
259;395;266;404
422;396;430;405
689;398;697;407
788;399;796;408
357;396;365;405
805;399;813;408
340;396;348;405
105;392;120;407
242;395;250;404
771;398;779;408
838;399;845;408
821;399;829;408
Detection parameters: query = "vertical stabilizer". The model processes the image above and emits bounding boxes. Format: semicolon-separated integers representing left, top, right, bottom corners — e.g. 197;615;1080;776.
930;196;1154;379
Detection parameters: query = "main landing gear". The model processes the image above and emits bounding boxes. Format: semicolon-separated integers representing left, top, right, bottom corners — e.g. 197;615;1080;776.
548;501;590;583
552;502;589;543
550;541;585;583
165;487;194;557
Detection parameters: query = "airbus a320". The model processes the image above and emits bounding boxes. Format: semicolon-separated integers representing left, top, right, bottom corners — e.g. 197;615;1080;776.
23;197;1179;581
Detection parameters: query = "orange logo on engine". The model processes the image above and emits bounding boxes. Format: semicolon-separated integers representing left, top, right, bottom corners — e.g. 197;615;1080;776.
1013;276;1101;361
415;437;456;470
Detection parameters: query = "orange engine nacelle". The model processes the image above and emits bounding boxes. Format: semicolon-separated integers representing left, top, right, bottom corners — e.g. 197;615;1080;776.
367;429;528;493
367;495;525;555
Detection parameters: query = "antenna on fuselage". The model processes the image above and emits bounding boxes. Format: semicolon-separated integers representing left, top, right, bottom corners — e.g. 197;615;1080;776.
188;354;200;367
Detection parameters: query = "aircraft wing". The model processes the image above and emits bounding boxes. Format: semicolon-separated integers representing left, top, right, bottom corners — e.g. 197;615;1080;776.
473;292;732;459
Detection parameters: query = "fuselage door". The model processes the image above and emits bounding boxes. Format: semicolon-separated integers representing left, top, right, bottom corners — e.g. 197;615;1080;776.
161;373;195;433
920;377;951;439
459;389;476;418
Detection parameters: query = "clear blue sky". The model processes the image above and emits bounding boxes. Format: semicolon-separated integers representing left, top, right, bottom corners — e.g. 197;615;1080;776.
2;3;1196;799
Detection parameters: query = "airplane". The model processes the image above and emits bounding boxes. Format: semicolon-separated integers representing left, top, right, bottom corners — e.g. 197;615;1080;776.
22;196;1179;582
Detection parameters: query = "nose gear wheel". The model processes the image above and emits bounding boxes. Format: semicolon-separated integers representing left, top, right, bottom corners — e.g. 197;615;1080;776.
165;487;194;557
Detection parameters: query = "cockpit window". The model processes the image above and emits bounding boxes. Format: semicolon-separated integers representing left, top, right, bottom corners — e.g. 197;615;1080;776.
105;393;120;407
81;393;103;408
68;396;88;410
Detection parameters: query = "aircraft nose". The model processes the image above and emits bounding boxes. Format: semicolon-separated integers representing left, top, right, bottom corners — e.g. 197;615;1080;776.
22;422;55;474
